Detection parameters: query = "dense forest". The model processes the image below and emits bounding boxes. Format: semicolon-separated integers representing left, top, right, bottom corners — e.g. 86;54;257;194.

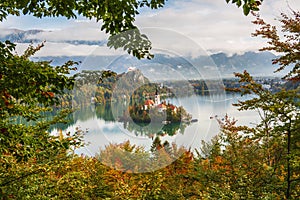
1;1;299;199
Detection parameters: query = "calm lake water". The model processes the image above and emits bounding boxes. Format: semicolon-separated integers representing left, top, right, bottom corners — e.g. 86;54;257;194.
53;93;260;156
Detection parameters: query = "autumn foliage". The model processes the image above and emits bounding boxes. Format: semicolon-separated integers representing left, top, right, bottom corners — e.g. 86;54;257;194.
1;3;300;200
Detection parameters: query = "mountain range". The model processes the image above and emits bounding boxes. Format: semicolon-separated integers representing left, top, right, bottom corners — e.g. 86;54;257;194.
0;29;284;79
0;28;105;45
30;52;282;79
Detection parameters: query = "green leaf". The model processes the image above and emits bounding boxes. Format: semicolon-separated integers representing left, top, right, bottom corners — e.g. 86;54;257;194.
243;4;250;15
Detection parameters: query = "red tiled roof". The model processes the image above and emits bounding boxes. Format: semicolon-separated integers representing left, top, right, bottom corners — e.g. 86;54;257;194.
169;104;176;110
144;99;154;106
157;103;166;108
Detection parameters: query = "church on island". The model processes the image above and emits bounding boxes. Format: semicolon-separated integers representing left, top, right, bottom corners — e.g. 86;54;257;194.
122;87;191;124
143;89;177;113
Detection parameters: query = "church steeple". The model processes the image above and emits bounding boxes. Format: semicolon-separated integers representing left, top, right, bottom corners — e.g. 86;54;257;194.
154;87;160;105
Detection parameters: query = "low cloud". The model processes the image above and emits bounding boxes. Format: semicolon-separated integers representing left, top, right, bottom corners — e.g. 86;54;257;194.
26;21;108;42
15;42;123;57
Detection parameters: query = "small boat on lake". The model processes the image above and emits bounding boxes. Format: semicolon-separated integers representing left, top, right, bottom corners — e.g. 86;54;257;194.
191;119;198;123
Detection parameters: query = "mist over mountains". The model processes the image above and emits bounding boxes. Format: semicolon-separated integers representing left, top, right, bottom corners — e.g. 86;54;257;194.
211;51;280;77
1;28;282;79
30;51;280;79
0;28;105;46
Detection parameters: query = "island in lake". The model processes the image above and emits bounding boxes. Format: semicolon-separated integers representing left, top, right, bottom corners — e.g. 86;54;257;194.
71;68;193;124
120;88;192;124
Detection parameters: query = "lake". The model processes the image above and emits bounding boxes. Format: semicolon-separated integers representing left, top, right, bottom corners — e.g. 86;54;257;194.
53;93;260;156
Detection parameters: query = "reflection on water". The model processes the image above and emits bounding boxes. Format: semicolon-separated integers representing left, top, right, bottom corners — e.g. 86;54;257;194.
51;93;260;156
123;121;187;138
52;101;189;138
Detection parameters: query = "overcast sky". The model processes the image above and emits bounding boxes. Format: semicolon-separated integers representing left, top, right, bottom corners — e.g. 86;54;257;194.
0;0;299;57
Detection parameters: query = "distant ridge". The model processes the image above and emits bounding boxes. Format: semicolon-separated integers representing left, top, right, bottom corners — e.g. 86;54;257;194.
0;29;283;78
210;51;280;77
32;51;282;78
0;28;105;46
